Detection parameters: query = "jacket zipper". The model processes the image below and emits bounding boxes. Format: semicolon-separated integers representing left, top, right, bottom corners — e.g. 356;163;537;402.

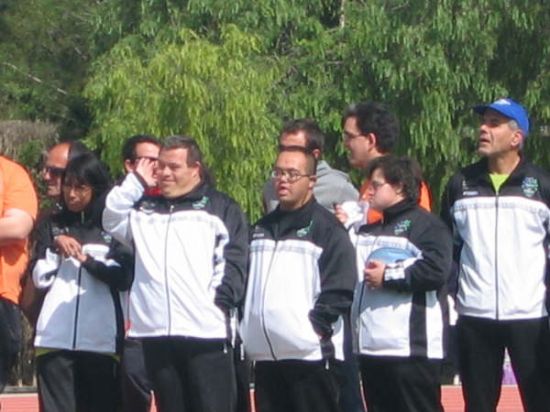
72;265;83;349
494;194;500;320
164;205;174;335
260;243;278;360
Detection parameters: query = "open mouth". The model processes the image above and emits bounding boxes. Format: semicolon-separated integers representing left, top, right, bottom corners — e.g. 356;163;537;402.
478;134;491;144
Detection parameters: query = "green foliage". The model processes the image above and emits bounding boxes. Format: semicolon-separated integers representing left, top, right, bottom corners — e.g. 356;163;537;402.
2;0;548;217
84;25;281;219
0;0;97;137
268;0;550;205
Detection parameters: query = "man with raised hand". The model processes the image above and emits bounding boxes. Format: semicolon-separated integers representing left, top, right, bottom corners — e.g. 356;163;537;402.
103;135;248;412
118;134;160;412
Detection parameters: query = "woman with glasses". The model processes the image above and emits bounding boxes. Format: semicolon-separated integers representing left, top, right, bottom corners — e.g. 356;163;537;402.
351;155;452;412
31;152;131;412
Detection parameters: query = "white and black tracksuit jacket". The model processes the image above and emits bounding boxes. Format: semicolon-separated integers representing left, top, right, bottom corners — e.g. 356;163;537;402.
351;199;453;359
441;157;550;320
32;199;131;354
241;198;357;362
102;173;248;340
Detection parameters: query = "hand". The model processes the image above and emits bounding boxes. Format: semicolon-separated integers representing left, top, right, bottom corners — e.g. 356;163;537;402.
333;204;349;224
364;260;385;289
135;157;157;188
74;250;89;263
54;235;83;259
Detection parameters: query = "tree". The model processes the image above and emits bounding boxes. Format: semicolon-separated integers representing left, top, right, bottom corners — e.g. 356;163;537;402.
83;0;549;216
84;25;281;219
0;0;98;137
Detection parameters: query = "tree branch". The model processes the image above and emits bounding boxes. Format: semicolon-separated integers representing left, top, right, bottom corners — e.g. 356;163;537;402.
1;62;69;95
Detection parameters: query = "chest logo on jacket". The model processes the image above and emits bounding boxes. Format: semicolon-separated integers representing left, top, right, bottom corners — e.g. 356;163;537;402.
296;220;313;238
192;196;209;210
393;219;411;236
101;231;112;244
521;177;538;198
138;200;157;214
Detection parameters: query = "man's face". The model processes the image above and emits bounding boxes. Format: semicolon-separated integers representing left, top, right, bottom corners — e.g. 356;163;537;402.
342;116;374;169
125;142;160;174
366;168;403;211
477;109;522;158
273;150;315;211
156;148;201;198
42;143;70;198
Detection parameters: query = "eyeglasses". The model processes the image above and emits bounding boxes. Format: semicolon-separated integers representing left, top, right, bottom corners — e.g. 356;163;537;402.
369;180;389;190
342;131;364;141
43;165;65;177
62;183;92;194
271;168;312;183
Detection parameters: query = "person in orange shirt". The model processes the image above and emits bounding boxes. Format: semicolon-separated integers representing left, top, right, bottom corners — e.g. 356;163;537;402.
334;102;435;412
336;101;431;227
0;155;38;392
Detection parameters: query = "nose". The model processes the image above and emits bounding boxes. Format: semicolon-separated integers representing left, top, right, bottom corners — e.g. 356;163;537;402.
366;184;376;196
67;187;79;197
159;165;170;177
479;122;490;133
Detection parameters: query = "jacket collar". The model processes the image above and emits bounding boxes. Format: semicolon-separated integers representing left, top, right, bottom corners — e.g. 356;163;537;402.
381;198;417;223
164;180;209;204
473;155;528;188
264;197;317;237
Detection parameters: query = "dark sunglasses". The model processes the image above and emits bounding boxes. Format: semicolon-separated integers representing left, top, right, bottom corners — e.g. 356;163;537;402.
43;165;65;177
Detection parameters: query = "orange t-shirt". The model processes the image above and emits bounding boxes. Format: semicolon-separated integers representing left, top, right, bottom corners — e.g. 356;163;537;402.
359;179;432;224
0;156;38;304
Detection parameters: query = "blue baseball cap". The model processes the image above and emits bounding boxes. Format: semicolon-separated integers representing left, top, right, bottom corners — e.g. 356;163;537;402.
473;98;530;136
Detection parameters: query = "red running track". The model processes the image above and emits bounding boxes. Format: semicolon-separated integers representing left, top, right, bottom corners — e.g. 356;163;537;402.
0;385;522;412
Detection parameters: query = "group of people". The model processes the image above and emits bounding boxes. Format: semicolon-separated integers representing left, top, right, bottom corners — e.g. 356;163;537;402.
0;97;549;412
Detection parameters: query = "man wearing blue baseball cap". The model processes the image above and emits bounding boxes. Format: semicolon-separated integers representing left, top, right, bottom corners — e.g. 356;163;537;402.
441;98;550;412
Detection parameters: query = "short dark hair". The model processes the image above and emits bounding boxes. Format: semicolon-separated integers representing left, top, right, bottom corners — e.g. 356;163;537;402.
366;155;421;203
121;135;160;162
342;101;399;153
162;135;215;186
63;152;112;199
280;119;325;153
277;146;317;176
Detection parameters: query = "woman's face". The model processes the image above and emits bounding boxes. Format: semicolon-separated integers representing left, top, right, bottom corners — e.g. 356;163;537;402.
62;178;93;212
366;168;405;211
